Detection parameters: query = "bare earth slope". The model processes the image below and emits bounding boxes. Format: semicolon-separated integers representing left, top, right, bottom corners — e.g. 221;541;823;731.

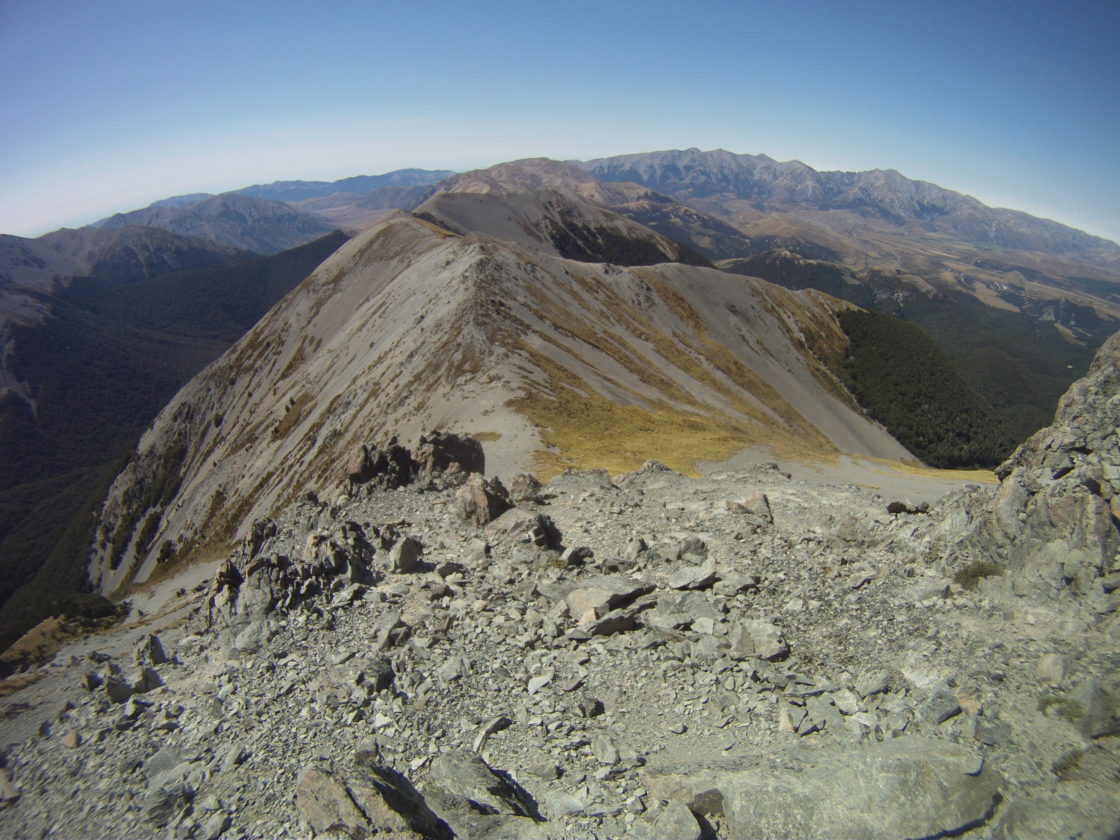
86;209;909;596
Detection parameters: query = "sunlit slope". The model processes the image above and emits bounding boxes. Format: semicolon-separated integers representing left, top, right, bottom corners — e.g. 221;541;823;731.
87;211;909;594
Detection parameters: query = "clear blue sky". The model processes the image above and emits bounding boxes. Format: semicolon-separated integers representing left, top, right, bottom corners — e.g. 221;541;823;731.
2;0;1117;242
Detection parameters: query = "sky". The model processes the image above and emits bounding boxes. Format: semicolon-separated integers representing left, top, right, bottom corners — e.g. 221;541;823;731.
1;0;1118;242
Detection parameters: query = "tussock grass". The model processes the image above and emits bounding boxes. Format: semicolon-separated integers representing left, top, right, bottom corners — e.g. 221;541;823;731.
272;392;312;441
510;348;836;480
506;268;854;479
863;456;998;484
471;431;503;441
954;560;1004;589
0;671;44;697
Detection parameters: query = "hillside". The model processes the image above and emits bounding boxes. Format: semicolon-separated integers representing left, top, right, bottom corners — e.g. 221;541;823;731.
582;148;1120;263
0;232;348;651
721;248;1118;446
86;206;912;597
0;330;1115;840
94;194;337;254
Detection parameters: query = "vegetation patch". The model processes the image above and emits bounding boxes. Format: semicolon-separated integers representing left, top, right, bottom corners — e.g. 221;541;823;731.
272;393;312;441
1038;692;1086;725
953;560;1004;589
509;346;835;480
838;309;1013;468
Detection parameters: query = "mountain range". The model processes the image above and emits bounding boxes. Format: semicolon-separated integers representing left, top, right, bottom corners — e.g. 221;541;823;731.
1;151;1118;647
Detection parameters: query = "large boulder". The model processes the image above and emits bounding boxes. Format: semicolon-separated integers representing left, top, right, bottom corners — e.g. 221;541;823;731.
415;430;485;477
642;736;1002;840
347;437;418;492
455;474;513;527
296;748;451;839
423;750;545;839
208;519;382;634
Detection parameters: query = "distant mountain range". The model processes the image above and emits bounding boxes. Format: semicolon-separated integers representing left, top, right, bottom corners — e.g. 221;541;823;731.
234;169;454;202
92;193;338;256
581;148;1120;263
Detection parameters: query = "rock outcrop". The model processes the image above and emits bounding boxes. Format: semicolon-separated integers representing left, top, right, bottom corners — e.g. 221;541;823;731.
955;329;1120;608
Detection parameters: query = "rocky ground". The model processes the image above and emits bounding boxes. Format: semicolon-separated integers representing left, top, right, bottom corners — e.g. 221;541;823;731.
1;335;1119;839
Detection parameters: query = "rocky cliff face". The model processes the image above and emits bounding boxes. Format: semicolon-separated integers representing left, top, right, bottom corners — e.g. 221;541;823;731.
954;329;1120;607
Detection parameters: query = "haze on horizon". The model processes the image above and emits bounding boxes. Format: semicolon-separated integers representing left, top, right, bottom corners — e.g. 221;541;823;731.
1;0;1117;243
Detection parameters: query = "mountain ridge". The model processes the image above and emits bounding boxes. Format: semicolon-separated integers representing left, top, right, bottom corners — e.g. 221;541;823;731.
92;193;337;255
86;206;909;596
581;148;1120;260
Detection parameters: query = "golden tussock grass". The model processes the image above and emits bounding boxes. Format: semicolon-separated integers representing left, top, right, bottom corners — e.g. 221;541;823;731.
0;671;44;697
470;431;503;441
510;348;837;481
861;456;998;484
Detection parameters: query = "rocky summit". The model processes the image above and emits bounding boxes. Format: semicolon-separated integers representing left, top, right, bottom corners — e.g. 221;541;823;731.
1;337;1118;839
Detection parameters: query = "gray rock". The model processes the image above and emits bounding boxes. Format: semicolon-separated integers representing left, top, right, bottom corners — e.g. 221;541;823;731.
565;576;653;619
295;766;368;835
728;492;773;530
856;671;892;699
140;781;193;828
456;474;513;527
525;762;560;781
361;656;395;692
472;715;513;753
132;666;163;693
922;689;962;725
415;430;484;478
509;473;544;503
667;557;718;590
427;750;536;819
329;583;366;607
993;782;1120;840
348;747;451;838
579;608;640;638
1035;653;1065;687
200;810;231;839
542;790;584;818
592;734;620;766
953;331;1120;604
643;736;1002;840
485;507;561;548
0;768;20;810
136;633;169;666
729;619;789;661
972;715;1011;747
219;744;249;773
388;536;424;573
1068;674;1120;739
104;675;133;703
633;800;702;840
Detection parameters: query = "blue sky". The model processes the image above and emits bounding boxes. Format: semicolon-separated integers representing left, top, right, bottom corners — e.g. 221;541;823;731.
2;0;1117;242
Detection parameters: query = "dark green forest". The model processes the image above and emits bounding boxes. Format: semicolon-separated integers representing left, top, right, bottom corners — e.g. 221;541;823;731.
0;232;347;651
837;310;1014;468
727;249;1116;455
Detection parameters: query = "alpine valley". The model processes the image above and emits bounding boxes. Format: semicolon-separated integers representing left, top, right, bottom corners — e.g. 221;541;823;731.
0;151;1117;840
